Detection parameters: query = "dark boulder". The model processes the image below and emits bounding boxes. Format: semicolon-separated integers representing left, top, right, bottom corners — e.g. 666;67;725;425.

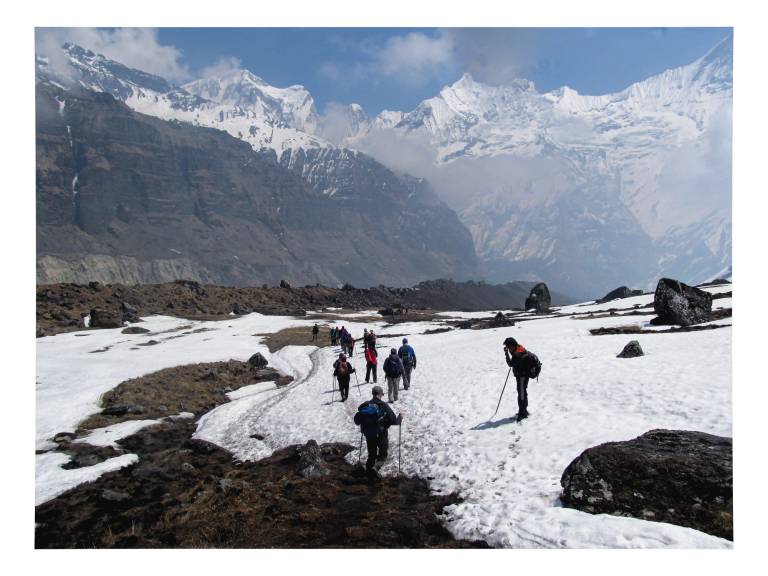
560;429;732;540
296;440;330;478
525;283;551;313
280;279;292;289
597;286;644;304
121;302;141;323
174;279;208;297
653;278;712;326
247;352;269;369
121;326;150;334
89;308;124;329
36;327;46;338
232;302;251;315
617;340;644;358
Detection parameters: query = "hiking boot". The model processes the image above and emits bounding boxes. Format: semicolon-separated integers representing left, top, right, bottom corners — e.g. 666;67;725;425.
517;412;529;420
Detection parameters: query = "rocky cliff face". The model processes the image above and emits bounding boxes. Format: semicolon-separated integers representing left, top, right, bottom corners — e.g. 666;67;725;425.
36;82;479;286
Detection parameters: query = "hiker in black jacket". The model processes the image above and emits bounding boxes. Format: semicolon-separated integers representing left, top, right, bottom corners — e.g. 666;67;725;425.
354;385;403;479
333;353;356;402
504;337;530;420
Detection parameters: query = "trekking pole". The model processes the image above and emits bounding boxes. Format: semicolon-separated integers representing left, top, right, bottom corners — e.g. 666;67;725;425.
398;423;402;474
491;367;513;420
358;433;363;465
331;375;336;403
354;369;362;396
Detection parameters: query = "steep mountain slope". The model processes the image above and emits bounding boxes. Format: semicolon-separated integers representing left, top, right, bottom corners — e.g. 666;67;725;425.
36;81;478;286
339;38;732;297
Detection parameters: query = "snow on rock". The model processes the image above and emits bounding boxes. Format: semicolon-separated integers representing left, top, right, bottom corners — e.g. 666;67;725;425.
73;419;160;447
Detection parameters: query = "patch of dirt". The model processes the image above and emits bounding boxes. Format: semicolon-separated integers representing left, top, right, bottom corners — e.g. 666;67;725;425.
423;327;453;335
35;421;488;548
258;325;330;353
590;321;732;336
78;361;291;432
380;310;446;325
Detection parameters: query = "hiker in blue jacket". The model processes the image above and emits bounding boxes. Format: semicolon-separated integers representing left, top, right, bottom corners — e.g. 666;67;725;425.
397;338;417;390
354;385;403;479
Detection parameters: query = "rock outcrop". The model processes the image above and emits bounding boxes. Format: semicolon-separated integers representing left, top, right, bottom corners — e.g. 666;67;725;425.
597;286;644;303
525;283;551;313
247;353;269;369
560;429;732;540
652;278;712;326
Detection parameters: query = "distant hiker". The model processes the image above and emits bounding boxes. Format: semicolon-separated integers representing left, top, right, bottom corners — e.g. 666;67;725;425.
383;347;405;402
354;385;403;479
503;337;541;420
397;338;417;390
340;327;349;354
364;329;377;351
363;329;370;349
333;353;356;402
312;323;319;342
365;344;378;383
349;335;356;356
330;327;337;346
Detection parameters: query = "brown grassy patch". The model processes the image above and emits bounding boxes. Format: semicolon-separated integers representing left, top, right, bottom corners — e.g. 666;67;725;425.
78;361;290;432
258;325;331;352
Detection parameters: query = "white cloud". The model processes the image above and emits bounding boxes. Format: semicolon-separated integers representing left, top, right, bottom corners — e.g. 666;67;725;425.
373;31;455;85
200;56;243;79
35;28;190;83
445;28;540;85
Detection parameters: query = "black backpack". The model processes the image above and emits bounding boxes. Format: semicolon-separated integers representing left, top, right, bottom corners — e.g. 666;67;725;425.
355;402;384;437
522;351;542;379
384;356;402;377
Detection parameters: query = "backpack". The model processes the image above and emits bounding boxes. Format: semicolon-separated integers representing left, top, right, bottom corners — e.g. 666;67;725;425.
384;356;402;377
400;346;414;367
336;361;350;376
522;351;542;379
355;402;384;437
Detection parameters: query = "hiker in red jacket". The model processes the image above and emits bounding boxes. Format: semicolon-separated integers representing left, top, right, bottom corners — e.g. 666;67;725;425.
364;344;378;383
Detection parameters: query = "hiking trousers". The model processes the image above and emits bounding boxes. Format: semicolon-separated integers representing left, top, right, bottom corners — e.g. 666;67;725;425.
386;376;400;402
365;430;389;472
403;365;413;390
337;376;351;401
516;376;529;416
366;363;377;383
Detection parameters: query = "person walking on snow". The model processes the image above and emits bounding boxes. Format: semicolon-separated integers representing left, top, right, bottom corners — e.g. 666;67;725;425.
504;337;531;420
365;343;378;383
354;385;403;480
348;335;356;357
382;348;405;403
397;338;417;390
333;353;356;402
312;323;319;342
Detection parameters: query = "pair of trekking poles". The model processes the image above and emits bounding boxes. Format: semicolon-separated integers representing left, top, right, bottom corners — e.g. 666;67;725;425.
330;369;363;403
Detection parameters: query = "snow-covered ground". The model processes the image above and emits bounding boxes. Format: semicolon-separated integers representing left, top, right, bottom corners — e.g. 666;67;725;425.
36;286;732;547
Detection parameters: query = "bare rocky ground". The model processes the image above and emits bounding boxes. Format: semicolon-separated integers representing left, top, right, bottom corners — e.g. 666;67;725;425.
36;420;487;548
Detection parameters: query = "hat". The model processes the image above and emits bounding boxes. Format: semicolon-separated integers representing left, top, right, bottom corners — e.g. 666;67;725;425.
372;385;384;396
402;337;408;344
504;337;518;348
339;353;346;360
390;347;397;354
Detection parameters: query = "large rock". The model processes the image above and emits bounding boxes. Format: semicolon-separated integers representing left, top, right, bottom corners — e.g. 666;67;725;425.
296;440;330;478
247;352;269;369
617;340;644;358
560;429;732;540
89;308;124;329
653;278;712;326
524;283;551;313
597;286;644;304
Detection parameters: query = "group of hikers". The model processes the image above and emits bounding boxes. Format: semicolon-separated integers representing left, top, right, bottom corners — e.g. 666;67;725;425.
315;320;541;480
351;333;540;480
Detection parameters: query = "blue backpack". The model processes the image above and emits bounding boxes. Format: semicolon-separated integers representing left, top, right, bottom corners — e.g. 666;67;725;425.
400;346;414;367
355;402;384;437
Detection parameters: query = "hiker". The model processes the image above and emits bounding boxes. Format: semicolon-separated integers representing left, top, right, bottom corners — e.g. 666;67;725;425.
383;347;405;402
340;327;349;355
330;327;337;346
363;329;369;349
369;330;377;350
348;335;356;356
312;323;319;342
333;353;356;402
365;343;378;383
354;385;403;479
504;337;532;420
397;338;417;390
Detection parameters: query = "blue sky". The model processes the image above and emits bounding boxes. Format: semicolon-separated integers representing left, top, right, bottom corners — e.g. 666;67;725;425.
38;27;731;116
154;28;731;114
